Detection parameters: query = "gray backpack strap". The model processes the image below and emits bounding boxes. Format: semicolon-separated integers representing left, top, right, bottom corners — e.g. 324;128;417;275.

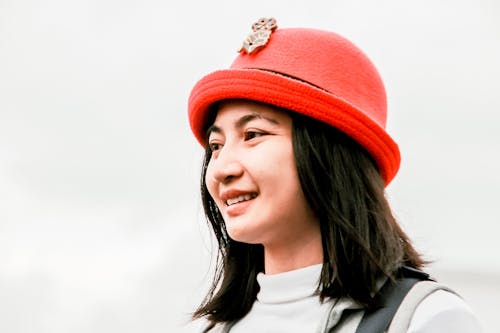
355;266;431;333
387;281;456;333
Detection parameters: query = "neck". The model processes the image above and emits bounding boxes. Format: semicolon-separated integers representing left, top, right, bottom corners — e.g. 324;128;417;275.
263;228;323;275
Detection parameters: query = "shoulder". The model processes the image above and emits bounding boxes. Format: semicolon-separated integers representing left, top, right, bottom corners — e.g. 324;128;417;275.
408;289;483;332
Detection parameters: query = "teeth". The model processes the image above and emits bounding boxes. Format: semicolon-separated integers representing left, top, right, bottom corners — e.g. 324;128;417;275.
226;194;256;206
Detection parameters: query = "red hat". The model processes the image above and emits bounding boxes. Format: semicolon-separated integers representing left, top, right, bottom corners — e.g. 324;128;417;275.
188;19;400;184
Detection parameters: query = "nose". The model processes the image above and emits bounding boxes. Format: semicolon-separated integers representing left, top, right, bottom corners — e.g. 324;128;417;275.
208;147;244;184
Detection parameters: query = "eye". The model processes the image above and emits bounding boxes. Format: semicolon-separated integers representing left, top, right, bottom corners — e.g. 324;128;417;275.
244;130;266;141
208;142;223;152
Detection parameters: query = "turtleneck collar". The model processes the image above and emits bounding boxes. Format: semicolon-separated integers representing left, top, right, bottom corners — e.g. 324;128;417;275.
256;264;323;304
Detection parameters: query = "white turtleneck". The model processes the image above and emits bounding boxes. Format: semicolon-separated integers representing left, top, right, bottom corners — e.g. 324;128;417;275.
225;264;482;333
230;264;332;333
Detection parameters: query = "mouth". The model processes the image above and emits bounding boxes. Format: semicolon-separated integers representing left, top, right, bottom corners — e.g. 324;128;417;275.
226;193;258;206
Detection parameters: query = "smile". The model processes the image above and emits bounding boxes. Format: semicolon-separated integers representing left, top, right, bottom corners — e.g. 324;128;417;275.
226;193;257;206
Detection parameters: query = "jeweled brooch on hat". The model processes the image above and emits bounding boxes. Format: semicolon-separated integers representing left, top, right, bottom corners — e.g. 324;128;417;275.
239;17;278;54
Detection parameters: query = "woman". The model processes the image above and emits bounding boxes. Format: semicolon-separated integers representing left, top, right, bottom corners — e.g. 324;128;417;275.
187;18;481;332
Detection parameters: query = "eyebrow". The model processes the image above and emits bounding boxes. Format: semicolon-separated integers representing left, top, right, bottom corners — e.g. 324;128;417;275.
206;112;279;138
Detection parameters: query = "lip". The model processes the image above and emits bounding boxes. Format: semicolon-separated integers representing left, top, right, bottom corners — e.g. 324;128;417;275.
220;189;258;217
220;189;257;205
225;198;255;217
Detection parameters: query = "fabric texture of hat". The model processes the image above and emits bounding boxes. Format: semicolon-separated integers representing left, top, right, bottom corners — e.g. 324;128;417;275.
188;22;400;185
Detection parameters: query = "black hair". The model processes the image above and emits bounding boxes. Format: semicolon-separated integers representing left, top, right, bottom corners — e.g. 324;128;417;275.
193;105;424;325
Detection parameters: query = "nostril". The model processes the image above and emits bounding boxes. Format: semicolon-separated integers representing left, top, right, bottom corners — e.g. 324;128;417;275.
222;174;236;184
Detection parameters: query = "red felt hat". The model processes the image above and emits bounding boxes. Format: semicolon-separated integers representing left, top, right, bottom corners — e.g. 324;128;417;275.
188;21;400;184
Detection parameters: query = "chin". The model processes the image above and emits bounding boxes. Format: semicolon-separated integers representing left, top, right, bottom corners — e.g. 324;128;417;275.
226;226;262;245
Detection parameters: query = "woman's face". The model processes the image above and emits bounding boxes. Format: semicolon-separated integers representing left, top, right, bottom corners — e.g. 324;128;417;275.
205;100;319;248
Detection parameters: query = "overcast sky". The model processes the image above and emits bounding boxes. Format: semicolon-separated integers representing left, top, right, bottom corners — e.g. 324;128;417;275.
1;0;499;332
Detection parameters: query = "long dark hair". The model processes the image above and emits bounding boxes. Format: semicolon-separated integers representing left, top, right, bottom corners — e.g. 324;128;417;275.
193;106;424;325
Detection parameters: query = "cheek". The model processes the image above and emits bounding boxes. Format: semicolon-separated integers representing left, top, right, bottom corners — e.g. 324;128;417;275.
258;146;299;189
204;165;217;198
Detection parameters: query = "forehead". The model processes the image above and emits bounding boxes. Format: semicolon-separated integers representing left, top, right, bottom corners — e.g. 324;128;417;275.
213;99;290;125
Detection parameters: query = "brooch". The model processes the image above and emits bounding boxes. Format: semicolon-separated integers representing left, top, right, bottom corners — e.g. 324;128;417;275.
239;17;278;54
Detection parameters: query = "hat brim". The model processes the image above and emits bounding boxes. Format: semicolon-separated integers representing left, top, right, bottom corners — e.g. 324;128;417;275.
188;68;400;185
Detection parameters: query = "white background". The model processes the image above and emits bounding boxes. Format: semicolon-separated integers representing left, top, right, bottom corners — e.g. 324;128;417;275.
0;0;499;332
